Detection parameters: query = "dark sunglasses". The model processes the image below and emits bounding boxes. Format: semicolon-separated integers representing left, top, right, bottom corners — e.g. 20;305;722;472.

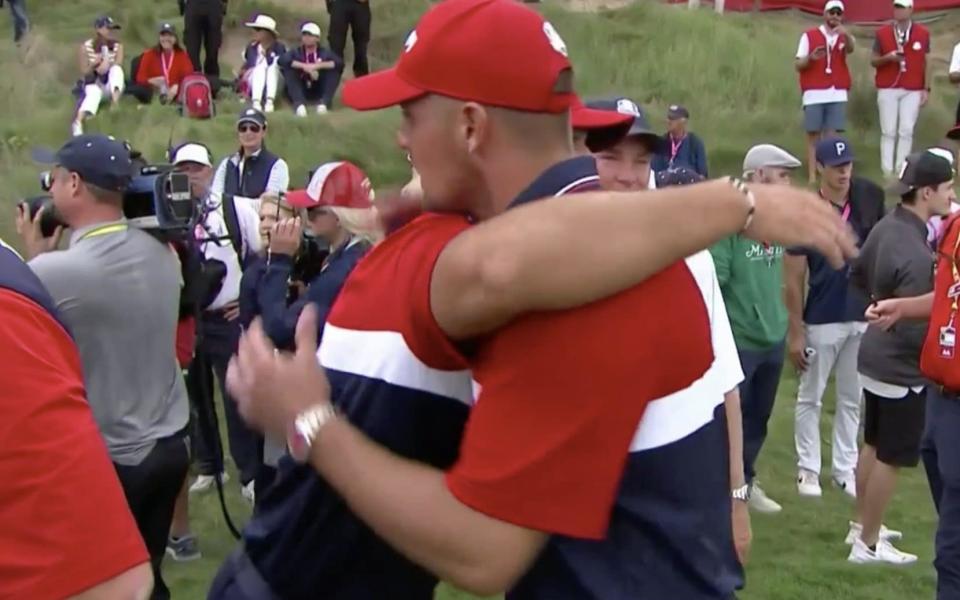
238;123;262;133
827;8;843;15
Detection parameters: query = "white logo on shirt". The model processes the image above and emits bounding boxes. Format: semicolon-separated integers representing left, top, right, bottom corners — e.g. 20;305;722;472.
542;22;568;57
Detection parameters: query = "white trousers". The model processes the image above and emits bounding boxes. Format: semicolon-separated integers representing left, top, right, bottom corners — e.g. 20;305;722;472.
794;321;866;478
245;62;279;105
878;88;923;176
78;65;125;117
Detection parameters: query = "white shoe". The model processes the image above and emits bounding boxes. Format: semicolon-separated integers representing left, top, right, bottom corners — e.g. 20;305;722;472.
845;521;903;545
264;99;275;113
797;469;822;497
748;482;782;514
833;474;857;499
295;105;308;117
316;104;328;115
71;120;83;137
848;537;917;565
252;100;263;112
241;480;255;504
189;472;228;493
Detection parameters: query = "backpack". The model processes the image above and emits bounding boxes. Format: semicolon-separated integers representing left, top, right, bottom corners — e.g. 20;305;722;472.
920;212;960;390
180;73;215;119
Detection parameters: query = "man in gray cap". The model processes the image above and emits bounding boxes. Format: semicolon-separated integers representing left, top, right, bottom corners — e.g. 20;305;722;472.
710;143;801;515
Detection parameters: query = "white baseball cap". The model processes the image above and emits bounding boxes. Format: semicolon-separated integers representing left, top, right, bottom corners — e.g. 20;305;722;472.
244;14;278;34
171;143;212;168
894;0;913;7
824;0;845;12
301;22;322;37
743;144;802;176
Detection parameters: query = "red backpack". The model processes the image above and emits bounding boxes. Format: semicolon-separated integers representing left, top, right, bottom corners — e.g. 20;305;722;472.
180;73;214;119
921;212;960;390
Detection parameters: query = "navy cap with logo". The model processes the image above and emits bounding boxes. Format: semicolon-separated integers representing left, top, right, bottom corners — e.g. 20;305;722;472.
888;149;955;196
667;104;690;120
31;134;133;193
815;136;854;167
584;96;662;153
94;15;122;30
237;107;268;128
159;22;177;35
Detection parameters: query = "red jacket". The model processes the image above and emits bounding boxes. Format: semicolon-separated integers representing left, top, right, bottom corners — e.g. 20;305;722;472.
799;27;851;92
874;22;929;91
135;47;195;88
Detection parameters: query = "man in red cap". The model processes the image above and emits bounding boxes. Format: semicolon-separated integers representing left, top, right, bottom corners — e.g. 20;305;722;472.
215;1;857;598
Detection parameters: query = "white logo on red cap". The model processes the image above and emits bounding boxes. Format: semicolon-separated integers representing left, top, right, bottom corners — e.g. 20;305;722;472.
542;22;567;58
404;30;418;53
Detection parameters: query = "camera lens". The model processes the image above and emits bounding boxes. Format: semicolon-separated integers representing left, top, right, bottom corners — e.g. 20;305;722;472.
24;195;64;238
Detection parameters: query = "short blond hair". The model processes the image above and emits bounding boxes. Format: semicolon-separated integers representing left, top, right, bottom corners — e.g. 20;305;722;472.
328;206;382;245
259;192;301;220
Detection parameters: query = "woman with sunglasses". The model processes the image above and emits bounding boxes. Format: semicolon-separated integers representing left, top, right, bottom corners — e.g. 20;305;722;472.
72;15;125;136
210;107;290;213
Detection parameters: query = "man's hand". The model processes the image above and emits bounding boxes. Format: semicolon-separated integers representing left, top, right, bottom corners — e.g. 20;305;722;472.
865;299;903;331
742;183;859;269
15;203;63;260
227;305;331;440
787;328;808;372
732;500;752;565
222;300;241;322
270;217;302;256
810;46;827;60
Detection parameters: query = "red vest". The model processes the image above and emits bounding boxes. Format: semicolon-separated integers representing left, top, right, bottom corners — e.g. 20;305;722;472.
874;22;929;91
921;213;960;389
799;27;851;92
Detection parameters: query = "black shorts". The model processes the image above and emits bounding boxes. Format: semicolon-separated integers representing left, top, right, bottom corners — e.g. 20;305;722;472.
863;388;926;467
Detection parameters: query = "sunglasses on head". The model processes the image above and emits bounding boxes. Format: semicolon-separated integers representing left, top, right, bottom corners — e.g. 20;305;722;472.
238;123;262;133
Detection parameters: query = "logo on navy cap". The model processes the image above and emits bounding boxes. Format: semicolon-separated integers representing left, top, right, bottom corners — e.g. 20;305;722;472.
616;98;641;117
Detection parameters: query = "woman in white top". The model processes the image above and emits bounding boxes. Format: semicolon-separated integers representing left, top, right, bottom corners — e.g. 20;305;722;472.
73;16;125;136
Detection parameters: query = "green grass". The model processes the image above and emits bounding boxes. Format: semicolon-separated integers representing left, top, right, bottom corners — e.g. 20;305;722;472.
0;0;948;598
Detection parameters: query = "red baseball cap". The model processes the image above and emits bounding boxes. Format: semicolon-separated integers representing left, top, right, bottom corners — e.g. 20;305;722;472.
286;161;373;210
342;0;574;113
570;96;633;131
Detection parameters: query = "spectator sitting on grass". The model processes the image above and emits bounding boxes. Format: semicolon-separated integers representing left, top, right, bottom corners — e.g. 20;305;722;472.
133;22;195;105
238;14;285;113
72;16;125;136
279;21;343;117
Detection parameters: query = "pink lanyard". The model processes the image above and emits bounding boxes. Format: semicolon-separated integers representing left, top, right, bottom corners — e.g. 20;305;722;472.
821;191;851;222
306;49;317;64
669;135;685;162
161;51;174;84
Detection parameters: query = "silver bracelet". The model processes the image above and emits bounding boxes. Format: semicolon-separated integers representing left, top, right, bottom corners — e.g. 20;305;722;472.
729;177;756;233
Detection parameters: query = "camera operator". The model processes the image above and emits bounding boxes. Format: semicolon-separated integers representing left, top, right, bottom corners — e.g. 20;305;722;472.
259;161;379;349
210;108;289;213
16;134;189;600
171;142;263;503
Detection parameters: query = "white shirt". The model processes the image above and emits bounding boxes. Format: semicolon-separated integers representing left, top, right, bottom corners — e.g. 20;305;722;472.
796;26;849;106
950;42;960;75
630;250;744;451
195;192;263;310
859;373;924;399
211;149;290;213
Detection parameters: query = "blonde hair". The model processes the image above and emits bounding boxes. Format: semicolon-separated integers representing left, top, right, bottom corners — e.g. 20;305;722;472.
328;206;382;245
259;192;301;220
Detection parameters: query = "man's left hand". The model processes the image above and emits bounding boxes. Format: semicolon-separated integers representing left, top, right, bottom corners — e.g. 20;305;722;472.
227;305;332;440
732;500;752;565
270;217;302;256
15;203;63;260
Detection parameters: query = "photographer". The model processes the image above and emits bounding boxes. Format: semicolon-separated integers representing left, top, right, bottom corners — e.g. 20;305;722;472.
16;134;189;600
171;142;263;503
259;161;379;349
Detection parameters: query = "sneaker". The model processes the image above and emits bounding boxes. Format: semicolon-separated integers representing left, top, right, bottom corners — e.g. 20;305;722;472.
241;480;255;504
748;482;782;514
797;469;822;497
189;472;228;493
166;535;201;562
845;521;904;545
252;100;263;112
264;99;275;113
316;104;328;115
295;104;308;117
833;474;857;499
848;537;917;565
71;120;83;137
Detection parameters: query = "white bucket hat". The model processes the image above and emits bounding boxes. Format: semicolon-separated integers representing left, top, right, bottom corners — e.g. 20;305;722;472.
245;14;278;34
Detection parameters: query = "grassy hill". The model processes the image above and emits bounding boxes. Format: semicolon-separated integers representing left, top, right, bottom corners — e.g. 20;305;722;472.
0;0;950;598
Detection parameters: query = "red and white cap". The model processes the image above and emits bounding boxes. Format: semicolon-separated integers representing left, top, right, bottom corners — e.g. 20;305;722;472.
285;161;373;210
570;96;633;131
342;0;574;113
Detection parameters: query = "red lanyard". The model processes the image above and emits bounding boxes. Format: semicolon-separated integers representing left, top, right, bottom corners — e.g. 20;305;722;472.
305;47;317;64
669;135;685;162
161;51;174;84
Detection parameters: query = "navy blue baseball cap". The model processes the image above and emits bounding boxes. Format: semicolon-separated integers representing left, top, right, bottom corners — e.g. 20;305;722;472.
237;107;268;128
94;16;122;30
666;104;690;120
32;134;133;193
584;96;662;153
816;137;855;167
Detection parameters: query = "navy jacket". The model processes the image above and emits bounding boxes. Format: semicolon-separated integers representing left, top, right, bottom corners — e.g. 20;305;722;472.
278;45;343;74
652;132;709;178
241;41;286;71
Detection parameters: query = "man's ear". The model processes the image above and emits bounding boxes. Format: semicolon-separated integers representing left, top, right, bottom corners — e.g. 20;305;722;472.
459;102;489;155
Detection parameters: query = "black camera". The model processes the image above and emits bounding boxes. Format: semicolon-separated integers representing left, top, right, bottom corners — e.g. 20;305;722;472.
23;194;65;238
123;165;199;242
289;234;329;300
